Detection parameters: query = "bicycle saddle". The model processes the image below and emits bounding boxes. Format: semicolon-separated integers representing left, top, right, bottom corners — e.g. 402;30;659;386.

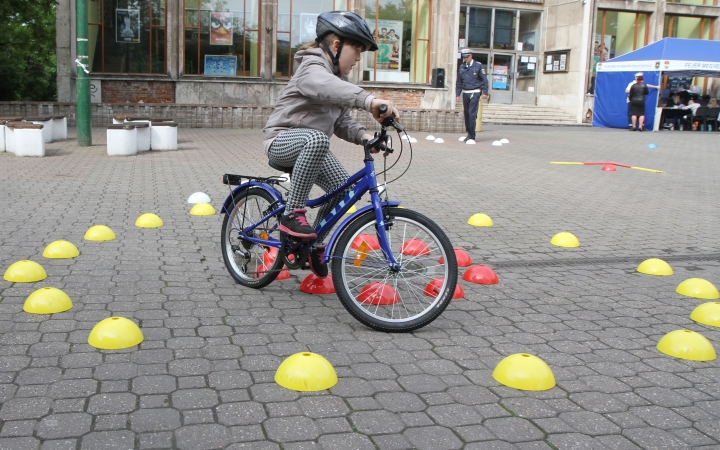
268;160;294;174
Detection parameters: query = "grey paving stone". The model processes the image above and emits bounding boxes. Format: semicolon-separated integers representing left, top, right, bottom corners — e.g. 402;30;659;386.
317;433;375;450
132;375;177;395
403;426;463;450
130;408;181;432
623;427;689;449
350;410;406;435
87;393;137;414
547;433;608;449
175;424;230;450
138;432;173;449
502;397;559;419
297;396;349;418
263;416;320;442
484;417;545;443
426;404;483;427
171;388;219;409
80;431;135;450
0;397;51;420
216;402;267;426
36;413;92;439
0;437;40;450
559;411;621;436
372;434;413;450
41;440;78;450
376;392;426;413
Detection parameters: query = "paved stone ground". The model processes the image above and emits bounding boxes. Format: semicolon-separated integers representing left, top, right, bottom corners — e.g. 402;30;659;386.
1;125;719;450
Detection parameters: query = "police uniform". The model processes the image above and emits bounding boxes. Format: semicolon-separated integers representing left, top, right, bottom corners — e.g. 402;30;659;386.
456;50;489;142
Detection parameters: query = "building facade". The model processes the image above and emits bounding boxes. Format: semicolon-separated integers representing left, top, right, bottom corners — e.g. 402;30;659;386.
56;0;719;123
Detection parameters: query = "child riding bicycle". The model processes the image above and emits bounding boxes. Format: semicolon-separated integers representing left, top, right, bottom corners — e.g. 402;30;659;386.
262;10;400;279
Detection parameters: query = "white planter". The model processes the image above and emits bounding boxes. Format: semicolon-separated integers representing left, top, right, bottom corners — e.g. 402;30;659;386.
150;122;178;151
52;116;67;140
127;122;150;152
113;115;128;124
107;125;138;156
25;117;53;143
14;126;46;157
5;123;16;154
0;125;5;152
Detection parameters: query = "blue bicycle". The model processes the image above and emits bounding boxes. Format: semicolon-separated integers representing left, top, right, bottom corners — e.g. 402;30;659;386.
221;108;458;332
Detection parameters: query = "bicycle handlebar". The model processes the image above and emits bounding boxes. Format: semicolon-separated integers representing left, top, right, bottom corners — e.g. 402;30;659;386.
363;104;404;156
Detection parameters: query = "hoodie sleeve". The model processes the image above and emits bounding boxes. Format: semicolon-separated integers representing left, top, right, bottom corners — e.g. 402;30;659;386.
295;60;375;112
333;109;368;145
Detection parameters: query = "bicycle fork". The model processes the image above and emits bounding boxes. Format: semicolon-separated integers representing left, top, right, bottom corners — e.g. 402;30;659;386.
370;191;401;272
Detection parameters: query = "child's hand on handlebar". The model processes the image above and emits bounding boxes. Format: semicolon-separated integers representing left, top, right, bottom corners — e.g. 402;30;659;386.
371;99;400;123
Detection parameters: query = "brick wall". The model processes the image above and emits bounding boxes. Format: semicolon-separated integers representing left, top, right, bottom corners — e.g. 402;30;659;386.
0;101;465;132
364;88;423;109
102;81;176;104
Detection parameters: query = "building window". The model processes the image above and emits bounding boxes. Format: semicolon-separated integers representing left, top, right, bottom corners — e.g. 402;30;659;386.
666;0;717;5
664;15;714;39
183;0;260;77
493;10;516;50
88;0;167;73
467;7;491;48
364;0;432;84
275;0;348;78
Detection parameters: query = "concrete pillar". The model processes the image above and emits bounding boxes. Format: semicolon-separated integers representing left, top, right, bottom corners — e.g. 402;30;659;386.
261;0;275;80
576;0;592;123
56;0;73;102
167;0;179;79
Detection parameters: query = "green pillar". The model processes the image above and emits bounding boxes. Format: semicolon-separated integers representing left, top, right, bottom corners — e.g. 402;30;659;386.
76;0;92;146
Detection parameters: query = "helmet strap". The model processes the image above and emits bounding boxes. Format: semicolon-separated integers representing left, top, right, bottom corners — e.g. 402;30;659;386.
317;38;344;77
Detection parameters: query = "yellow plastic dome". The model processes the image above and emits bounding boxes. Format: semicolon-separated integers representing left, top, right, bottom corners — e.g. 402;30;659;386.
190;203;215;216
551;232;580;248
88;317;144;350
4;260;47;283
84;225;116;241
467;213;493;227
676;278;720;300
275;352;338;392
346;205;358;214
690;302;720;328
135;213;163;228
24;288;73;314
637;258;673;276
656;330;716;361
492;353;556;391
43;240;80;259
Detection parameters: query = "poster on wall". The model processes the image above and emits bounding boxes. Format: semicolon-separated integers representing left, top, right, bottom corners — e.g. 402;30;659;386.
492;66;508;89
365;19;403;71
204;55;237;76
299;13;319;44
210;12;234;45
116;9;140;43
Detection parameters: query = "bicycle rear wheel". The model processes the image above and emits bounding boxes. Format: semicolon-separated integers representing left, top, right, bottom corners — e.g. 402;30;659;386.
331;208;457;332
221;187;284;288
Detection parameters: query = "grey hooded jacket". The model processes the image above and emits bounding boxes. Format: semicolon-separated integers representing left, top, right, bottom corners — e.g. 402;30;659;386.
262;48;375;154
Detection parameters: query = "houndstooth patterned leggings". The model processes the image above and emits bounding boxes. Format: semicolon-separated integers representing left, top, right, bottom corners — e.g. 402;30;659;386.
269;129;350;232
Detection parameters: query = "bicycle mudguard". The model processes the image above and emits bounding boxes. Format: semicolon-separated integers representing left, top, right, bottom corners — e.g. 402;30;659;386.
221;182;283;215
322;201;401;264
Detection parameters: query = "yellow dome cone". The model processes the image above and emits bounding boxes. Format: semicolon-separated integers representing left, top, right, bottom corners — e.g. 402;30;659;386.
346;205;358;214
551;232;580;248
4;260;47;283
84;225;116;241
135;213;163;228
190;203;215;216
468;213;493;227
24;288;73;314
637;258;673;276
492;353;556;391
690;302;720;327
88;317;144;350
43;240;80;259
657;330;716;361
275;352;338;392
676;278;720;300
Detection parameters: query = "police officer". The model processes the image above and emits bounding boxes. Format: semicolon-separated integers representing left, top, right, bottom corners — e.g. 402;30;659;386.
456;49;488;145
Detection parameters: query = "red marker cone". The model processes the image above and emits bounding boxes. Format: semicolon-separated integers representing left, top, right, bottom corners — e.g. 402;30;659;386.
255;262;290;280
439;248;472;267
423;277;464;299
462;265;499;285
352;234;380;250
400;239;430;256
300;274;335;294
357;282;400;305
602;164;616;172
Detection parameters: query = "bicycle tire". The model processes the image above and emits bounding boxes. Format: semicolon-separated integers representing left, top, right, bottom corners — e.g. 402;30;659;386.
331;208;457;332
221;187;284;288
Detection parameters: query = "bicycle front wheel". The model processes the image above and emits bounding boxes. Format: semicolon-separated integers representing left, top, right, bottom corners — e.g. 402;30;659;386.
331;208;457;332
221;187;284;288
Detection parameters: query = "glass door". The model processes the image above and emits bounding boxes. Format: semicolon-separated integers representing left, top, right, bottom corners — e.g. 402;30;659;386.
514;54;537;104
490;53;513;104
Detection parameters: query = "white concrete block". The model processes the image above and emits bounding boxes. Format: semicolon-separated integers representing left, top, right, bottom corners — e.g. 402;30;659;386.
0;125;5;152
52;116;67;140
107;125;138;156
126;121;150;152
25;117;53;143
14;126;46;157
151;122;178;151
5;123;17;154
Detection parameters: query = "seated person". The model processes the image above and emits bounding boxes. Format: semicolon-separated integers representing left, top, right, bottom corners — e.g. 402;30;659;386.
708;98;719;108
699;95;710;107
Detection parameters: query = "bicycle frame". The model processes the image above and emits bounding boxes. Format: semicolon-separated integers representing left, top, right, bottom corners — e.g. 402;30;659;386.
226;156;401;268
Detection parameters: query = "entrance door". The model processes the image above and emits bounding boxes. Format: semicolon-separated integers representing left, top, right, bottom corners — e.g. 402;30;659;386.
489;53;513;104
514;54;537;104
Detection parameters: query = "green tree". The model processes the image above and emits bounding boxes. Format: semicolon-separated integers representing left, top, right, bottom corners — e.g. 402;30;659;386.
0;0;58;101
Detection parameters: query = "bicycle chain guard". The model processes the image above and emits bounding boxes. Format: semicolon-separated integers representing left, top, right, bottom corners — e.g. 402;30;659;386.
279;234;309;270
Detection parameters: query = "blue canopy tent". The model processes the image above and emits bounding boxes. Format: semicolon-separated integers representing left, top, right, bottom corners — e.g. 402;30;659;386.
593;38;720;129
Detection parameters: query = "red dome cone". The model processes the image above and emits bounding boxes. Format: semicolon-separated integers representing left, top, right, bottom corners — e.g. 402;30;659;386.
255;262;290;280
400;239;430;256
358;282;400;305
439;248;472;267
462;265;499;285
352;234;380;250
264;248;279;264
423;277;464;299
602;164;616;172
300;274;335;294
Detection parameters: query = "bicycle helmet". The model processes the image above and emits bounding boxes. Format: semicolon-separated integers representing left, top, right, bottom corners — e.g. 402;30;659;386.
315;11;377;77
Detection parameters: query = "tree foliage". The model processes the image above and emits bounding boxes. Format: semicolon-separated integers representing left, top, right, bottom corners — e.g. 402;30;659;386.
0;0;58;101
